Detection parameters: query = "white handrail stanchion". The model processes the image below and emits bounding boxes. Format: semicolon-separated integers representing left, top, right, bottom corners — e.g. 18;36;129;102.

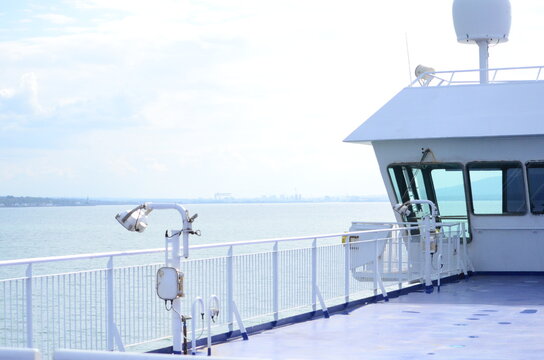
231;301;248;341
106;257;114;351
311;238;317;312
25;264;33;348
344;237;350;303
272;242;278;323
226;246;233;332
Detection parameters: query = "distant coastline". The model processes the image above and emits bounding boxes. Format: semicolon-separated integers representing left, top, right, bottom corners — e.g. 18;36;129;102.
0;195;388;208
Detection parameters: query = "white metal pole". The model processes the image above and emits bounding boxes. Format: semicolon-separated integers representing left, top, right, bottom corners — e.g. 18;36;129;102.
423;217;433;293
25;264;33;348
311;238;317;312
171;232;182;354
477;40;489;84
272;242;278;322
226;246;233;332
106;257;114;351
373;240;378;296
344;236;350;303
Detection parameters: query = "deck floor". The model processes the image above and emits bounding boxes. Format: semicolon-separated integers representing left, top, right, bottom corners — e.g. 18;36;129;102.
206;275;544;359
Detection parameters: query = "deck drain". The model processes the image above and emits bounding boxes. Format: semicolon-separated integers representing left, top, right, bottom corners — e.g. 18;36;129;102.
498;322;511;325
520;309;537;314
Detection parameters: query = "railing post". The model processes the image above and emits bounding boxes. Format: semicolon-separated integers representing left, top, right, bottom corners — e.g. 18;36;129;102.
25;263;33;348
272;242;279;322
423;219;433;294
226;246;233;332
397;228;403;289
373;240;378;296
106;256;114;351
311;238;317;312
344;236;350;303
170;232;182;354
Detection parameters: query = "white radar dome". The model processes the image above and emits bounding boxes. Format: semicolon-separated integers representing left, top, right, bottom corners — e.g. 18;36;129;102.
453;0;511;44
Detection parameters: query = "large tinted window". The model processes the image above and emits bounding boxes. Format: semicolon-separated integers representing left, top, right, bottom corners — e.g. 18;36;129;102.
388;163;469;238
467;162;526;215
526;162;544;214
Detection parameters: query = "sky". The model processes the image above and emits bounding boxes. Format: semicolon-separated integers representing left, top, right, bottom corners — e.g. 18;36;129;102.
1;0;544;199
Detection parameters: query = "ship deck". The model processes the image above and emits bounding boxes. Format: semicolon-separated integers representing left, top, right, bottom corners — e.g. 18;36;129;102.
207;275;544;359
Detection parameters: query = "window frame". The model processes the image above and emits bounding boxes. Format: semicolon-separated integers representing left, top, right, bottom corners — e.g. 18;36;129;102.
386;162;469;220
466;161;527;216
525;161;544;215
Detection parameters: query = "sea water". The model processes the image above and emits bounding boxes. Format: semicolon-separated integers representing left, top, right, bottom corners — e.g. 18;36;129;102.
0;202;395;262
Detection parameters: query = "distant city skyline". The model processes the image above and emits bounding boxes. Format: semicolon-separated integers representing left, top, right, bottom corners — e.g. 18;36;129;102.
1;1;543;199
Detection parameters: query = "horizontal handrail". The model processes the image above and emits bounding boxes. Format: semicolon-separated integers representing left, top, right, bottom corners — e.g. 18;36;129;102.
0;222;461;268
411;65;544;87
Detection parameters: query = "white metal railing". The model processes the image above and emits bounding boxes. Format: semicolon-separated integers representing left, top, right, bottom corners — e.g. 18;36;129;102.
0;222;469;359
411;65;544;87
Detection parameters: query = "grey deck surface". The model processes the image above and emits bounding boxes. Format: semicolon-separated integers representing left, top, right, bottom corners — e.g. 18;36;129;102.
205;275;544;359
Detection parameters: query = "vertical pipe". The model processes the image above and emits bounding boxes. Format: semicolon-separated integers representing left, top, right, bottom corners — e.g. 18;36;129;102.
311;238;317;312
477;40;489;84
272;242;278;322
25;264;33;348
448;227;452;275
407;230;412;281
226;246;233;332
373;240;378;296
171;232;182;354
397;229;403;289
423;218;433;293
106;257;114;351
344;236;350;303
461;223;469;274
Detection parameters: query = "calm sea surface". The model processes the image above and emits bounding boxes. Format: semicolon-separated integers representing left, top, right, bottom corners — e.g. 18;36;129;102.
0;202;394;261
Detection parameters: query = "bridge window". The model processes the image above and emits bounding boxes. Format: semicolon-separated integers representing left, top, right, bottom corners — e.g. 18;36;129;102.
467;162;526;215
387;163;469;238
526;162;544;214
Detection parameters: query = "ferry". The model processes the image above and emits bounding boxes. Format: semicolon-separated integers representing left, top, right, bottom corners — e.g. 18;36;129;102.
3;0;544;359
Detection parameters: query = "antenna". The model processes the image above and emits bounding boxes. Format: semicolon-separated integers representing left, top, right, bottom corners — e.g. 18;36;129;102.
405;32;413;84
452;0;511;84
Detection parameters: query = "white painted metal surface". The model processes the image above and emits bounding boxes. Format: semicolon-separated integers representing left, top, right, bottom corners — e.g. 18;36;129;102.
0;225;467;359
0;347;41;360
344;74;544;144
453;0;511;44
371;136;544;271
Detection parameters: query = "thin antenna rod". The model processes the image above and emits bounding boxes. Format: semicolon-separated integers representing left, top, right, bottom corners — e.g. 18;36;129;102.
405;32;413;84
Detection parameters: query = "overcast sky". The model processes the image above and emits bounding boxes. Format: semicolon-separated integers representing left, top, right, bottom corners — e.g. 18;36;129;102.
1;0;544;199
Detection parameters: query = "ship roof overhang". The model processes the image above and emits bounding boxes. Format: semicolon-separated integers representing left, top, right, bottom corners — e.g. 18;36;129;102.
344;81;544;144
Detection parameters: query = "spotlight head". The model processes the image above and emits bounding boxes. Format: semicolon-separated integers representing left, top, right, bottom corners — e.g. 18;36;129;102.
393;203;412;217
115;206;149;232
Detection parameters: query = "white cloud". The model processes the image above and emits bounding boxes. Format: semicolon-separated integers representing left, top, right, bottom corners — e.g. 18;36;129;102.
2;0;544;198
35;13;76;24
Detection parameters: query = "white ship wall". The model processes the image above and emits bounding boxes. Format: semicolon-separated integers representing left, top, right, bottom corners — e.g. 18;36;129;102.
372;136;544;272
